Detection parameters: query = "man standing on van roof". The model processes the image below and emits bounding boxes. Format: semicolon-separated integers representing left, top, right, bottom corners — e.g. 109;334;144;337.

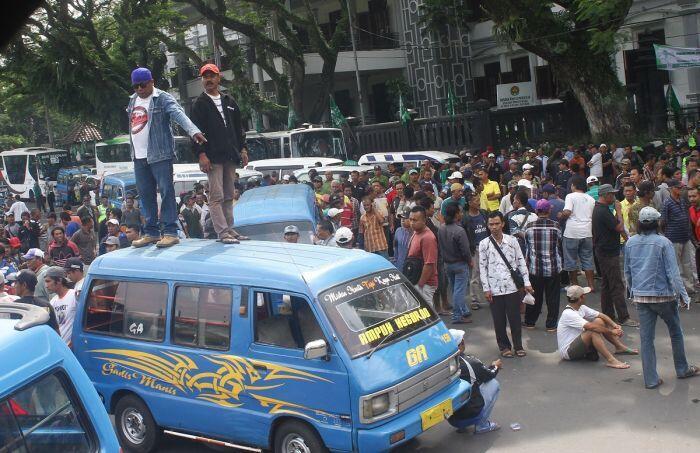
190;63;249;245
127;67;206;249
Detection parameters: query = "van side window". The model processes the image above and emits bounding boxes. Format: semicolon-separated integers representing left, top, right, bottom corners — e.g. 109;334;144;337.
173;286;232;350
84;279;167;341
0;371;95;452
254;291;325;349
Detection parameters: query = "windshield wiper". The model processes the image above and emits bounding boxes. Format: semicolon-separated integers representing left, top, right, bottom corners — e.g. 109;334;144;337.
366;329;402;360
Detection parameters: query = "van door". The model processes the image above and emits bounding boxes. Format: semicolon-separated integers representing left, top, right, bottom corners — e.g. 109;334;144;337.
244;289;352;450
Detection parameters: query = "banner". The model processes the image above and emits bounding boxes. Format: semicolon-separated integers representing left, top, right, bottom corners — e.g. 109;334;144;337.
496;82;534;109
654;44;700;70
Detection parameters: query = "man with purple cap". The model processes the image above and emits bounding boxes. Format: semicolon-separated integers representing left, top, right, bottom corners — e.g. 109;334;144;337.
523;199;562;330
190;63;249;244
127;67;206;248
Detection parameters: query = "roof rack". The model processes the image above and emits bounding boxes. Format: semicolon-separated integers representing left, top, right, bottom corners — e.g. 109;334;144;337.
0;303;50;331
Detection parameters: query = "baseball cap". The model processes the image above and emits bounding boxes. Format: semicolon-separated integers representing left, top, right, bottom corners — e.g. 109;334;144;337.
566;285;592;300
639;206;662;223
517;179;533;189
22;248;44;260
199;63;220;76
44;266;66;280
449;329;465;345
586;175;599;184
104;236;121;246
522;163;534;170
284;225;300;235
327;208;342;218
8;270;37;288
599;143;608;149
536;199;552;212
449;171;463;180
598;184;618;195
408;168;419;175
487;153;495;158
542;183;556;194
8;237;20;249
667;179;682;188
282;174;290;181
131;67;152;85
107;218;120;226
64;257;84;272
334;227;353;245
450;183;463;192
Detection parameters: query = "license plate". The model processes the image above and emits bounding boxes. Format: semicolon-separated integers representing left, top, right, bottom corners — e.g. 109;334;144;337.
420;399;453;431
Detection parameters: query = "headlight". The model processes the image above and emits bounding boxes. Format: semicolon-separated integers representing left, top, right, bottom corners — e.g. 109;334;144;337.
360;391;397;423
449;355;459;376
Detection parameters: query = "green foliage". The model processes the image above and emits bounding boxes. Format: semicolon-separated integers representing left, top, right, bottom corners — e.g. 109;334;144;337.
386;76;414;120
418;0;474;35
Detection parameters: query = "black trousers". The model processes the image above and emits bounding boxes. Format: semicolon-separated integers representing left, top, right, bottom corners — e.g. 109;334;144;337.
489;291;522;351
525;274;561;329
596;252;630;322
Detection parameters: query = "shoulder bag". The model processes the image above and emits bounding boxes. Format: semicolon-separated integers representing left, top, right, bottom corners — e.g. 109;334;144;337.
488;236;525;290
402;234;424;285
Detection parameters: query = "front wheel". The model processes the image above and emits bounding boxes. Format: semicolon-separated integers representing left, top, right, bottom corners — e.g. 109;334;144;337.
114;394;160;453
273;420;328;453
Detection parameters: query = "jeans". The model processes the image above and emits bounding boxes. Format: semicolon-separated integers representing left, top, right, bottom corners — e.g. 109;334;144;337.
672;241;697;295
637;301;691;387
207;161;237;238
469;249;481;303
449;379;500;430
562;237;594;271
596;252;630;322
525;274;561;329
134;158;177;237
489;291;522;351
445;262;470;321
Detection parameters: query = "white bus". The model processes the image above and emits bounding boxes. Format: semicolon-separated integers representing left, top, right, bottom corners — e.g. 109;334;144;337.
245;126;348;161
95;135;199;177
0;147;71;199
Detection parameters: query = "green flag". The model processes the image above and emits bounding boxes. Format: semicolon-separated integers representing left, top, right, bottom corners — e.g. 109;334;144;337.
399;94;410;126
666;84;681;115
446;83;456;118
287;104;297;130
253;110;263;133
329;95;347;128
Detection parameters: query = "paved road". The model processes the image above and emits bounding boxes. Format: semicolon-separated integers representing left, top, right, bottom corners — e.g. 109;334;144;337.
151;289;700;452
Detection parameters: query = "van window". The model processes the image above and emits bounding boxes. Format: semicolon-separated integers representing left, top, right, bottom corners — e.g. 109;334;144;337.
0;371;95;452
173;286;232;350
254;291;325;349
84;279;168;341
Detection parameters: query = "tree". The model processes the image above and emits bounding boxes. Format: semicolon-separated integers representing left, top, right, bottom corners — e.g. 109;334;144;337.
421;0;634;140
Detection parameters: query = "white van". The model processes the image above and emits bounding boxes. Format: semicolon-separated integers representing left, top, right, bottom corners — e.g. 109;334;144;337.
245;157;343;180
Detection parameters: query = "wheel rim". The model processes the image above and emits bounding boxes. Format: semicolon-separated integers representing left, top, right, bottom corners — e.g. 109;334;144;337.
121;407;147;445
282;433;311;453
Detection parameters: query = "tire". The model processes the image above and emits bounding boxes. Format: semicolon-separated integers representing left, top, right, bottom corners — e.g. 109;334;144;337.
114;394;160;453
273;420;328;453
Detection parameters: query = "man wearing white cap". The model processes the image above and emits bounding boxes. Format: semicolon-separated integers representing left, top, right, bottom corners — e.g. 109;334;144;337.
625;206;699;388
557;285;635;369
283;225;300;243
586;175;600;201
446;329;502;434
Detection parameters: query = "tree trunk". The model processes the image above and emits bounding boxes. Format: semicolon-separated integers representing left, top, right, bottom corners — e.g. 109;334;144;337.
552;59;632;141
308;56;338;123
288;60;305;125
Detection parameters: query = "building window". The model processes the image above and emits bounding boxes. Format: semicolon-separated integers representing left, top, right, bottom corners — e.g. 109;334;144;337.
511;56;531;82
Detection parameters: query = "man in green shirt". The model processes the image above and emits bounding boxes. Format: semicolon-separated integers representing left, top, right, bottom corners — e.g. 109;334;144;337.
370;165;389;188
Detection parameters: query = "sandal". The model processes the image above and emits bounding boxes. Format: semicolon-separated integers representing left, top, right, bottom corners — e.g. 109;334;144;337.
500;349;514;358
515;349;527;357
230;230;250;240
471;302;480;310
679;365;700;379
218;234;240;245
614;347;639;356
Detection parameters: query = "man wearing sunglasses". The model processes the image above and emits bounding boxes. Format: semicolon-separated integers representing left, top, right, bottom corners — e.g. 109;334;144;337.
190;63;249;244
127;67;207;248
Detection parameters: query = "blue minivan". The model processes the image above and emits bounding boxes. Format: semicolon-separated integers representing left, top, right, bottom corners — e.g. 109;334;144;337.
0;303;120;452
101;171;137;210
233;184;320;244
72;241;470;452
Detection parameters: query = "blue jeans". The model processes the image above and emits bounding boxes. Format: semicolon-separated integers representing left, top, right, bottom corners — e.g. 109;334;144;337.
445;262;470;321
449;379;500;430
134;158;177;237
637;301;691;387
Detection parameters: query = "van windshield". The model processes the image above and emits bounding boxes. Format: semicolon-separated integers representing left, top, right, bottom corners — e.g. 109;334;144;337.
319;270;439;358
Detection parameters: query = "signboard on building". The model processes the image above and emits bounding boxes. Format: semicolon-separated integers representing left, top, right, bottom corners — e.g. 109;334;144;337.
496;82;534;109
654;44;700;70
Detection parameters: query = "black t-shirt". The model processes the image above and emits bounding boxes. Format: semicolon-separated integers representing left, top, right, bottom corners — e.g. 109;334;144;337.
602;151;613;178
592;202;620;256
15;295;60;333
487;164;503;184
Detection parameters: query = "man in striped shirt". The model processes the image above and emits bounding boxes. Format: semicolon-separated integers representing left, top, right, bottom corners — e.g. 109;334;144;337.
359;196;388;258
523;199;562;331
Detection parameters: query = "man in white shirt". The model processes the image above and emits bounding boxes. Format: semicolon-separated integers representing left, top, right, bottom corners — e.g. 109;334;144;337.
560;176;596;288
44;266;77;346
64;257;84;297
587;145;603;178
7;195;29;219
557;285;636;369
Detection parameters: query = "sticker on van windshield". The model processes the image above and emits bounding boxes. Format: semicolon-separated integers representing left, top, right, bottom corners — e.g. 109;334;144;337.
90;349;345;425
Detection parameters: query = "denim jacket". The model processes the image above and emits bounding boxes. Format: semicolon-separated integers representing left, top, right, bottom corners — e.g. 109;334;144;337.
624;232;689;303
126;88;201;164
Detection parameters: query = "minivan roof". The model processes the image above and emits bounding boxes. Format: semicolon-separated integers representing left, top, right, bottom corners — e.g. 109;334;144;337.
0;319;60;394
87;240;392;297
234;184;316;227
103;171;136;184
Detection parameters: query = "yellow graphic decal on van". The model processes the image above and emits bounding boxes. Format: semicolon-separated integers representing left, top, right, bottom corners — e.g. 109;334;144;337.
91;349;333;421
406;345;428;367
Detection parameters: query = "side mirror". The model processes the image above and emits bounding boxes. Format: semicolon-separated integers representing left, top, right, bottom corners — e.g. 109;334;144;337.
304;339;328;360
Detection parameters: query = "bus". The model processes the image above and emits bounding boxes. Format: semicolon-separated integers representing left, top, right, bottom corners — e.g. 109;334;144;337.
245;126;348;161
95;135;199;177
0;147;71;200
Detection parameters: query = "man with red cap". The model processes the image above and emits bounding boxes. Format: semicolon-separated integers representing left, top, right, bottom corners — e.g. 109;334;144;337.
127;67;206;248
190;63;249;244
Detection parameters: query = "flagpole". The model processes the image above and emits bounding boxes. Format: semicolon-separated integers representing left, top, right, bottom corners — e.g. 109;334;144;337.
347;0;366;126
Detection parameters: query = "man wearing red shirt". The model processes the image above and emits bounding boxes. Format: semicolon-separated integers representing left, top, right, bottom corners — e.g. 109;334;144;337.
688;187;700;276
408;205;438;307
